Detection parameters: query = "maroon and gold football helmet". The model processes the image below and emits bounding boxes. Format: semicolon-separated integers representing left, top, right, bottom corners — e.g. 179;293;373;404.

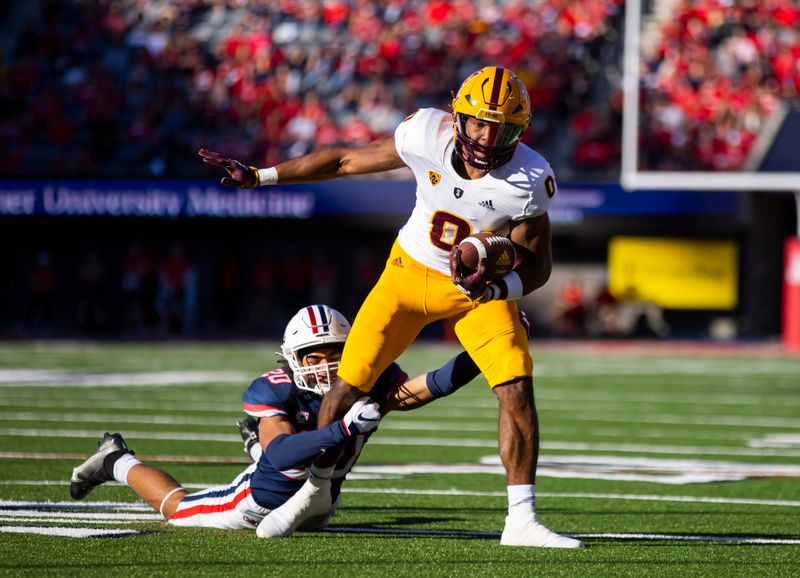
451;67;532;171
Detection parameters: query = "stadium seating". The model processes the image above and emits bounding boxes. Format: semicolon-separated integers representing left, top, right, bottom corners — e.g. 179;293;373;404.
639;0;800;171
1;0;623;178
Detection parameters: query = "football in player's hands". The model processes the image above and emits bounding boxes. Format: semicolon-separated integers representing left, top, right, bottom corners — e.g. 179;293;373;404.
449;233;516;297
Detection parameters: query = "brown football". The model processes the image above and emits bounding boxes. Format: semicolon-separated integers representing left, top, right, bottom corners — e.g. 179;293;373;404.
456;232;516;281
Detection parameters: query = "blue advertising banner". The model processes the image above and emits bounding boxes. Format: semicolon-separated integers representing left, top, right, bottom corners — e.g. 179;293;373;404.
0;179;738;221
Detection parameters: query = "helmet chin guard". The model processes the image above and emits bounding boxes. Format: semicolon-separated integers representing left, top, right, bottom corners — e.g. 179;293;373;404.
280;304;351;395
451;66;531;172
454;126;518;171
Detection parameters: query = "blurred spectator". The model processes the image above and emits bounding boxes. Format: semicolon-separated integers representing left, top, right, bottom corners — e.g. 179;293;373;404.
26;250;56;334
614;286;670;339
551;278;587;337
121;242;154;336
309;251;340;307
76;251;107;333
279;250;312;319
587;282;627;338
248;252;278;334
121;242;147;335
215;252;244;333
157;243;195;335
347;249;381;318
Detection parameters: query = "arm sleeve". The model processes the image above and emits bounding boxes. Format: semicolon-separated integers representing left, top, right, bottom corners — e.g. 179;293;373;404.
425;351;481;398
265;421;349;471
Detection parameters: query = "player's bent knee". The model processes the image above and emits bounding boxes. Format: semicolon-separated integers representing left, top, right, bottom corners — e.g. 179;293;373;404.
493;377;534;405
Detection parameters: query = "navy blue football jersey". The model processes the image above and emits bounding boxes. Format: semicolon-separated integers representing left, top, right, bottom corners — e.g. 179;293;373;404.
242;364;407;509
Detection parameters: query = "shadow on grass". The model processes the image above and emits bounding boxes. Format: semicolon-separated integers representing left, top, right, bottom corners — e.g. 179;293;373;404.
323;525;800;546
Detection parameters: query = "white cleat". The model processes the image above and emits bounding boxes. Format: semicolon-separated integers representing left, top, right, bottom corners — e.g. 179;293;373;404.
500;512;585;548
256;476;332;538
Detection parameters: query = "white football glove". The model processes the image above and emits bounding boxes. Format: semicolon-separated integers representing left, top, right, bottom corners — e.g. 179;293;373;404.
341;397;381;436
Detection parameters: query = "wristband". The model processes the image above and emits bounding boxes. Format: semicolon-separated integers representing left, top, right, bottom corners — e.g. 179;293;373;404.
499;270;524;300
257;166;278;186
485;271;523;302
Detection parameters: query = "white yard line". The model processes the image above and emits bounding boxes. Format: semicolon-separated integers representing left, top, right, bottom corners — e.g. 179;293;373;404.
0;411;783;441
341;488;800;508
410;408;800;429
328;526;800;544
0;500;152;509
0;428;241;443
0;369;249;387
5;449;800;486
533;389;800;407
0;484;800;508
0;509;161;521
0;525;143;538
3;488;800;509
368;436;800;457
0;412;240;427
2;429;800;457
0;398;244;413
749;433;800;448
5;387;800;408
2;397;796;430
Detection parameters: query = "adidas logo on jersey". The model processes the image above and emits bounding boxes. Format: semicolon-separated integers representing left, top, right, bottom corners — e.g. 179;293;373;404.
479;200;495;210
391;257;404;268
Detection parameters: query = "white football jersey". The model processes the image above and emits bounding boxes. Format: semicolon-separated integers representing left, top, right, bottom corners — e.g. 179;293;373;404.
394;108;557;276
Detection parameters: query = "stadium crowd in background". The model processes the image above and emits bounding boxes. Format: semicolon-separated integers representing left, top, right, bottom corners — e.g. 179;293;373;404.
7;240;384;338
639;0;800;171
5;0;800;175
1;0;622;179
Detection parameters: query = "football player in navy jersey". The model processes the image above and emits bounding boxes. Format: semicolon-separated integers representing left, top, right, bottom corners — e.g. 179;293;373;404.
68;304;480;532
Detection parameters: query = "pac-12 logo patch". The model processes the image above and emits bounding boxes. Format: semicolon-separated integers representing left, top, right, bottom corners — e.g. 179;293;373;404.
428;171;441;185
453;187;464;199
296;411;311;424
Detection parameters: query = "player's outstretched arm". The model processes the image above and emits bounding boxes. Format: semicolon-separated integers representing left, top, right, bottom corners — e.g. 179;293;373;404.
199;137;405;188
274;137;405;184
266;398;381;471
385;351;480;412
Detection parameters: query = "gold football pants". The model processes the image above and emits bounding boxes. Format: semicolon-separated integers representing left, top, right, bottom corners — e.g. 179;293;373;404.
338;239;532;391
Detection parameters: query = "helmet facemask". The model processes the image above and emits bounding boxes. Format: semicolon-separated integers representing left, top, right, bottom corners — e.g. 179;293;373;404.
454;113;525;171
285;345;344;394
451;66;532;172
280;305;351;395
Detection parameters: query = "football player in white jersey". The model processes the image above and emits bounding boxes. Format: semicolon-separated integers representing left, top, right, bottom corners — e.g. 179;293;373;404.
199;66;583;548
